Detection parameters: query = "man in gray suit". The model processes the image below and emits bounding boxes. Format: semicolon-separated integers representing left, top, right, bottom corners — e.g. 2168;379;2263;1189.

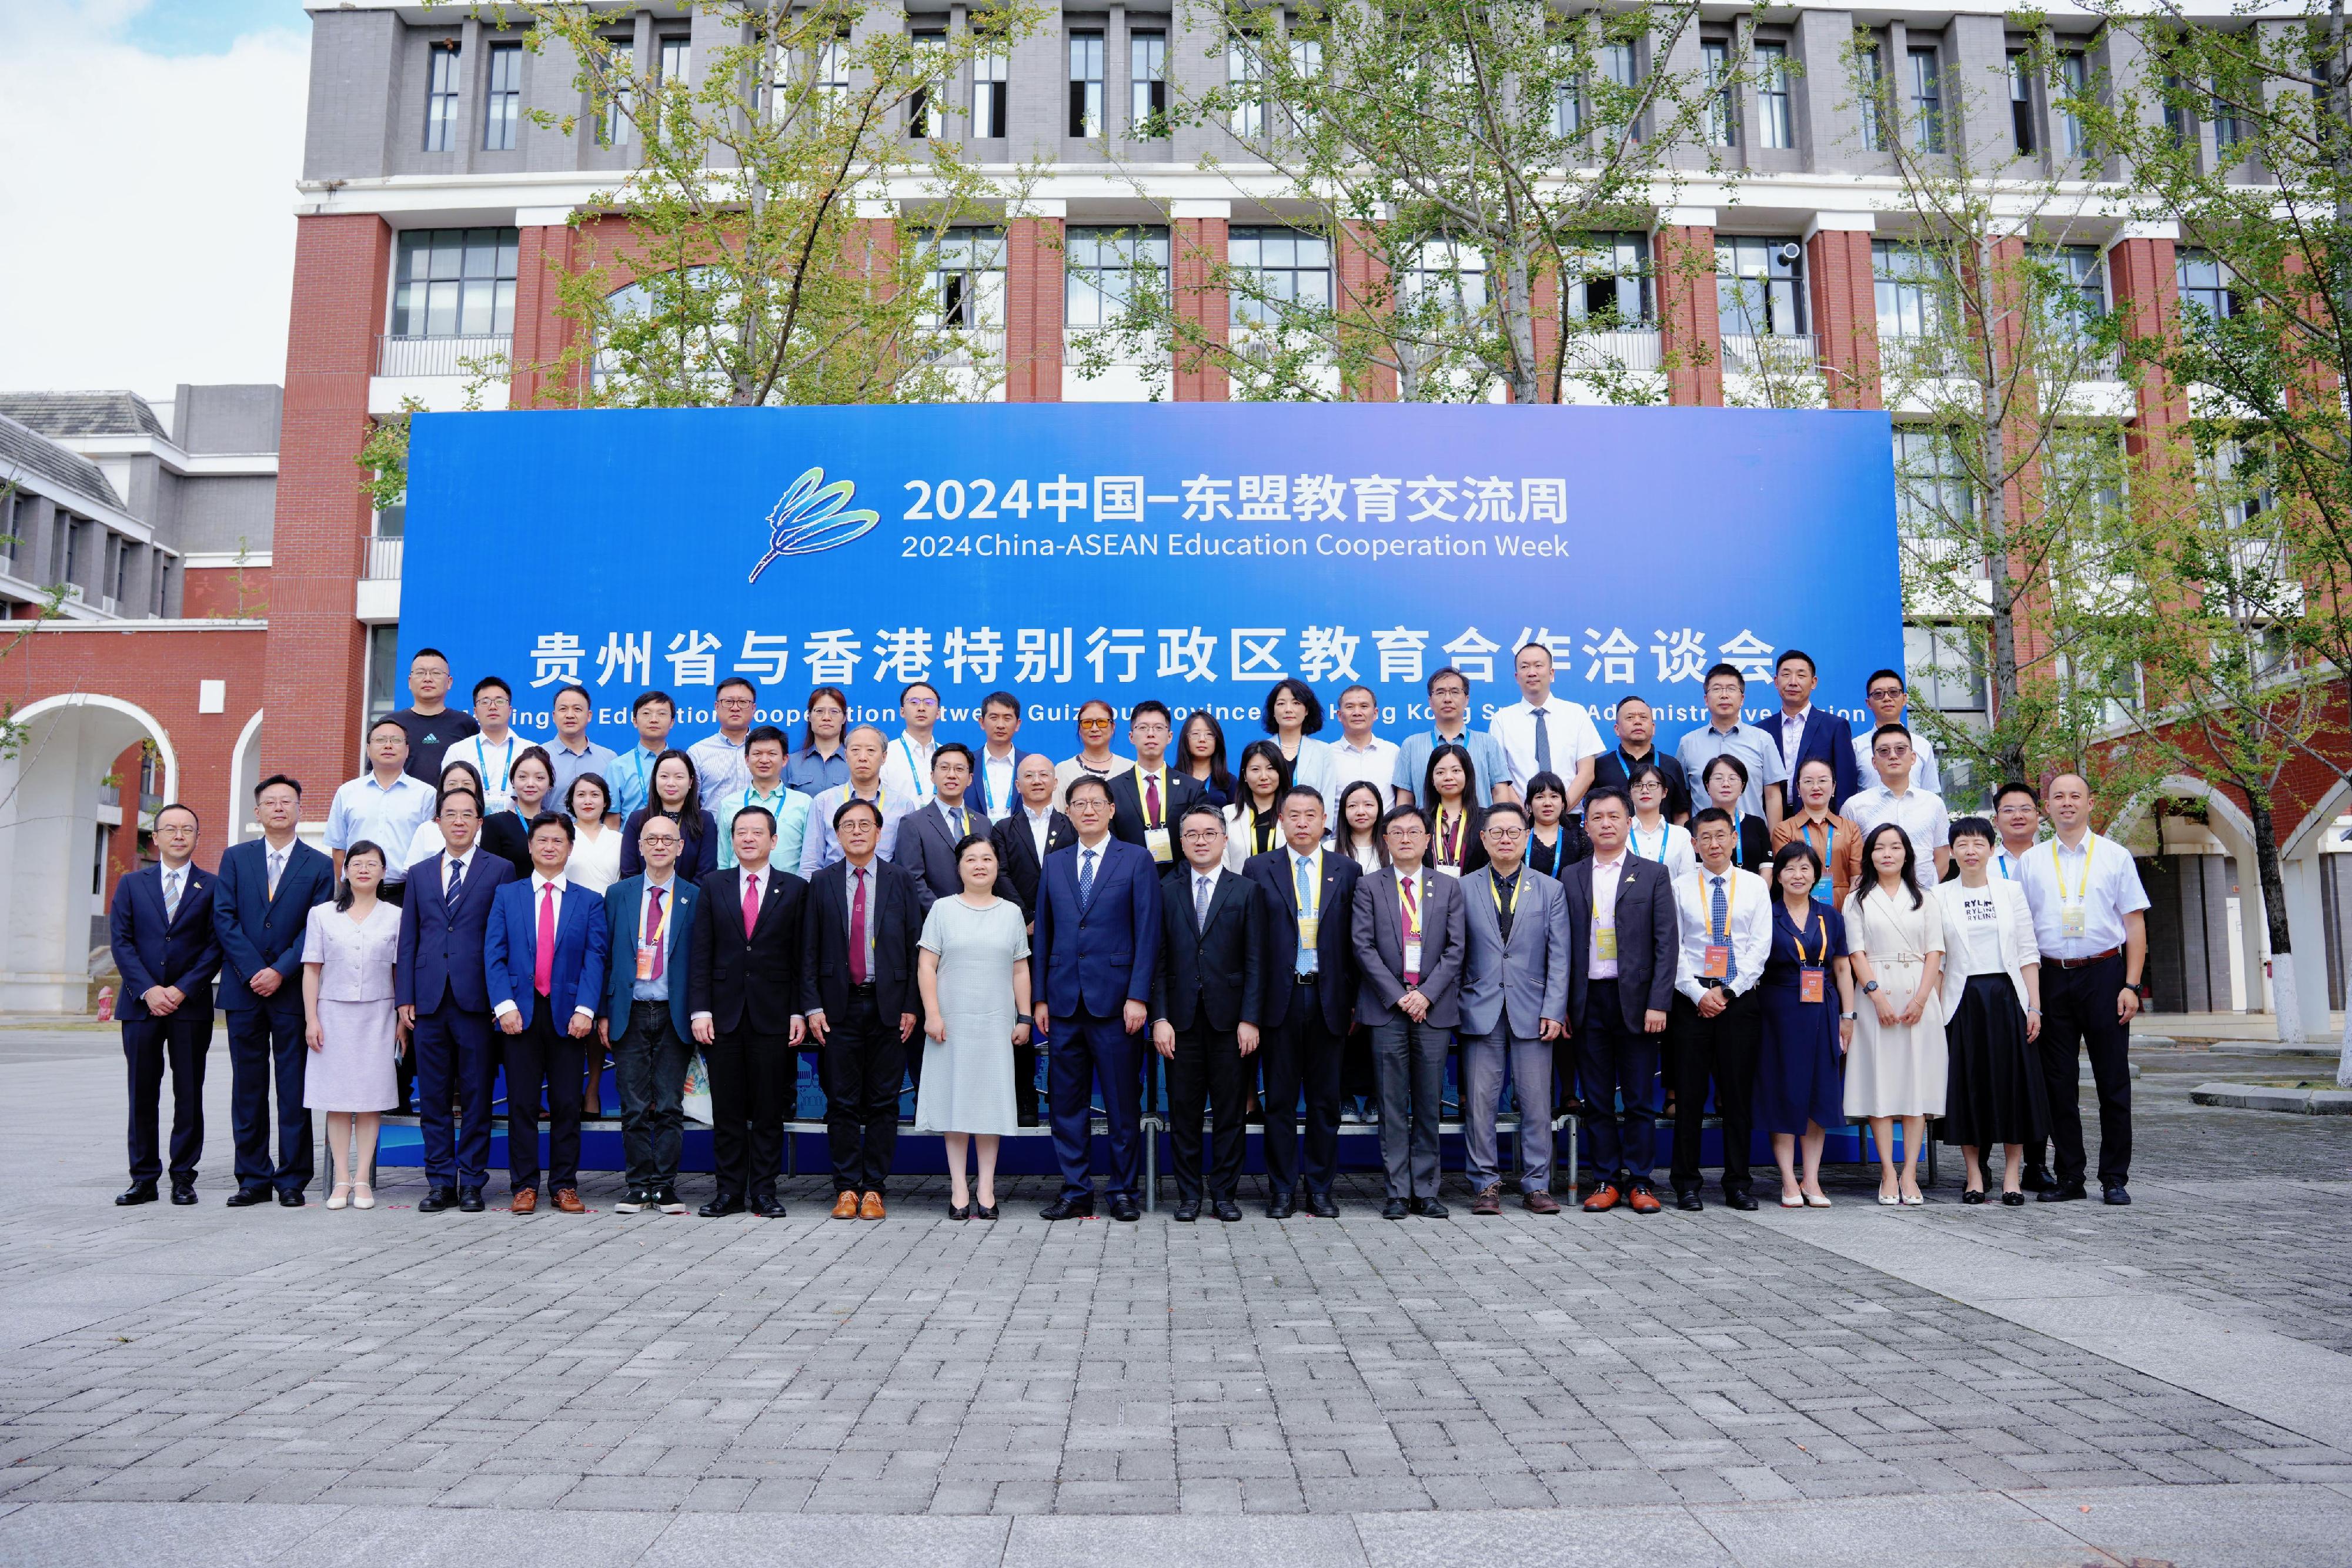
1352;805;1466;1219
1562;787;1680;1214
1456;801;1571;1216
893;744;1014;902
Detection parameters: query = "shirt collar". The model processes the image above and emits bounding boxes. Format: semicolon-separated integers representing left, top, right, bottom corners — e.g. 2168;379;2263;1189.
531;871;569;894
446;846;474;871
1026;803;1053;821
644;871;676;894
1784;704;1812;725
1593;849;1627;870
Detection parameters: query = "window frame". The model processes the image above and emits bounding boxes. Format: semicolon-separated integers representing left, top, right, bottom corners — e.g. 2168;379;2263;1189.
423;39;462;152
1909;44;1945;153
482;41;523;152
1130;30;1167;136
1064;225;1171;329
390;227;523;340
1756;42;1792;149
1068;31;1105;138
1228;226;1334;330
973;45;1008;137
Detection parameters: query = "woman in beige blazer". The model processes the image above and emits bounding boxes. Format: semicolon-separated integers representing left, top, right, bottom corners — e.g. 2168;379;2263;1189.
1936;817;2049;1205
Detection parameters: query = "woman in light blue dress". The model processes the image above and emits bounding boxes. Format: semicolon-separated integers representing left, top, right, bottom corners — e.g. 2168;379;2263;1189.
916;833;1033;1220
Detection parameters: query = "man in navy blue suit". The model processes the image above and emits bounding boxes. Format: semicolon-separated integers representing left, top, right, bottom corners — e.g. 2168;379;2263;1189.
211;775;335;1206
108;803;222;1206
396;784;516;1213
1759;649;1859;814
486;811;610;1215
1030;774;1161;1222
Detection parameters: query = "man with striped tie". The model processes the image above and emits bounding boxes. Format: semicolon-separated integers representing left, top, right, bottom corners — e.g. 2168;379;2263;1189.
1665;809;1773;1212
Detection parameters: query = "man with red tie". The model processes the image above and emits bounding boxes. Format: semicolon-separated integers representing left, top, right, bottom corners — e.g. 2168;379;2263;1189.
1108;700;1205;875
690;805;809;1218
485;812;611;1215
803;798;931;1220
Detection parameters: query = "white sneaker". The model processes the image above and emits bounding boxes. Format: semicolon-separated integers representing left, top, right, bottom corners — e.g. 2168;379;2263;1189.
658;1192;688;1216
615;1192;647;1215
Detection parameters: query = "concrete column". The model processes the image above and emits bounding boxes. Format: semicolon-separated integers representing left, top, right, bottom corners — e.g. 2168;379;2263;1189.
1805;212;1880;409
506;212;574;408
1171;201;1229;402
1005;209;1065;402
1655;212;1721;406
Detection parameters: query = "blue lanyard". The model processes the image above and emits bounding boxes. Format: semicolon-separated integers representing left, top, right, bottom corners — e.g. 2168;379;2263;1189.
981;751;1011;814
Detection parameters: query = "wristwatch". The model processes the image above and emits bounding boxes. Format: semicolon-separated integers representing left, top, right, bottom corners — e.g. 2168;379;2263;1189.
1861;980;1880;995
1839;1010;1859;1021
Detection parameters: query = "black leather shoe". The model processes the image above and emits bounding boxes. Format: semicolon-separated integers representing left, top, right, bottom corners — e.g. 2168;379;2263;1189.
278;1188;305;1208
1382;1198;1409;1219
1267;1193;1297;1219
1725;1189;1758;1212
418;1186;457;1213
115;1181;158;1206
457;1186;486;1213
1213;1199;1243;1222
2024;1165;2057;1196
1040;1193;1095;1221
1675;1190;1703;1212
1304;1192;1339;1218
1961;1188;1987;1206
1415;1198;1449;1219
1109;1194;1140;1222
1172;1199;1201;1222
2000;1191;2025;1206
699;1195;746;1217
170;1183;197;1206
752;1198;789;1219
2038;1183;2087;1203
2102;1185;2131;1206
224;1187;271;1208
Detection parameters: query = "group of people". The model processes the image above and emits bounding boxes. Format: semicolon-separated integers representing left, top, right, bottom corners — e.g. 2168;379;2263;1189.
108;641;2149;1221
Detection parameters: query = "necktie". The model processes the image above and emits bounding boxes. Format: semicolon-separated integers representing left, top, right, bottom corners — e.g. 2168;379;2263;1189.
644;886;666;981
163;871;181;922
444;855;465;911
850;867;869;984
534;884;556;996
1078;848;1097;910
1294;855;1315;975
741;871;760;939
1400;875;1421;986
1194;871;1211;930
267;849;285;899
951;805;967;840
1533;708;1552;774
1145;771;1161;826
1712;874;1735;981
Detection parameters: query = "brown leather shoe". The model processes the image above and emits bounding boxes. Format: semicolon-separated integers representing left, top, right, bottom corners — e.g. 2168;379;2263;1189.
1523;1189;1562;1215
509;1188;537;1215
553;1188;585;1215
859;1191;886;1221
1626;1183;1663;1215
1471;1183;1503;1217
831;1191;860;1219
1581;1182;1621;1213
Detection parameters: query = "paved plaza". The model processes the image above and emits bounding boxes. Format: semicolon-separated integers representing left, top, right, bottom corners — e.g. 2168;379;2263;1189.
2;1027;2348;1566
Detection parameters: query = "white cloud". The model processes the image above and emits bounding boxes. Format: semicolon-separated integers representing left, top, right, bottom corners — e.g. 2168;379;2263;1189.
0;4;308;399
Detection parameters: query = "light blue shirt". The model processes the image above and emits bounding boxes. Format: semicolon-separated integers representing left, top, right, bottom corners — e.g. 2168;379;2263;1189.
630;873;682;1004
323;770;438;882
687;731;753;804
547;737;619;811
797;784;910;879
1675;721;1786;823
606;744;667;824
718;783;811;874
1393;728;1514;807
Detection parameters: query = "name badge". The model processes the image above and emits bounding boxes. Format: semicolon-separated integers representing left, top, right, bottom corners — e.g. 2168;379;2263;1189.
1596;925;1618;962
1800;966;1826;1004
1402;940;1424;978
1703;944;1729;979
2062;904;2087;938
636;941;659;981
1144;825;1172;863
1811;876;1833;904
1297;915;1320;952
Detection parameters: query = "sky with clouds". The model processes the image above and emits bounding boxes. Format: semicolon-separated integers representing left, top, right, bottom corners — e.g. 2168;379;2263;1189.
0;1;310;400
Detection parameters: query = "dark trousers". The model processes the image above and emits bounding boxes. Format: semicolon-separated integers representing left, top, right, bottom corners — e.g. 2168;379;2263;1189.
2039;954;2133;1189
122;1011;213;1183
823;988;905;1195
1016;1039;1041;1125
1578;980;1661;1183
378;880;407;907
1369;1014;1449;1199
1167;1022;1246;1202
706;1028;791;1203
502;1001;584;1193
613;999;691;1191
1048;1009;1145;1202
1259;981;1345;1198
227;1004;311;1193
413;1001;496;1189
1667;988;1760;1196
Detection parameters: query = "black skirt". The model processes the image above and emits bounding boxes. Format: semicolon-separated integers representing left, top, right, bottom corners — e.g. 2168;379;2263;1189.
1943;972;2050;1148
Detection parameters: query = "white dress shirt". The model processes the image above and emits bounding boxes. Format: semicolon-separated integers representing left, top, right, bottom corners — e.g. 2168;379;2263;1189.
1625;818;1698;884
1587;850;1626;979
494;871;593;1022
1188;864;1222;929
976;745;1022;821
1853;728;1942;797
879;733;940;806
1489;697;1603;794
442;844;480;895
1992;837;2040;883
453;730;534;812
2016;830;2149;961
1023;804;1055;868
1326;734;1401;803
1672;864;1772;1002
1843;784;1951;888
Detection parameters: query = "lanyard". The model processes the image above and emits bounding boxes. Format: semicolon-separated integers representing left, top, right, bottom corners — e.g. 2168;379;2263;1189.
2051;836;2093;903
897;737;931;798
981;751;1012;814
1801;818;1834;865
1135;764;1167;827
642;880;675;948
1398;871;1423;941
1631;821;1668;861
1792;907;1825;965
1489;870;1522;920
1436;807;1465;865
473;734;520;788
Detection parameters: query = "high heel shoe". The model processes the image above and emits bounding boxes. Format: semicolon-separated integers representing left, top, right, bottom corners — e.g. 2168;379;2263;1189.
2000;1190;2024;1206
1803;1192;1832;1208
1779;1192;1804;1208
975;1201;999;1220
1961;1188;1986;1205
326;1182;350;1211
1877;1189;1900;1206
352;1182;375;1211
949;1200;971;1221
1900;1190;1925;1207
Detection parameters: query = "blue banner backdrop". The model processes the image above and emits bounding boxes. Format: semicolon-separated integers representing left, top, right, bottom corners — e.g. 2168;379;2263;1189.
401;404;1903;743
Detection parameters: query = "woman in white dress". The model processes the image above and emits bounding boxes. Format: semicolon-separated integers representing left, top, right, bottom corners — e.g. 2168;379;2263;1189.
1625;762;1697;883
564;773;623;894
301;841;402;1211
1842;823;1947;1206
915;833;1033;1220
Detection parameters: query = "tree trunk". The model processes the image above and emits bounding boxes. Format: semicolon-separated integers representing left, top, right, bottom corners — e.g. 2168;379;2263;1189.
2246;792;2307;1045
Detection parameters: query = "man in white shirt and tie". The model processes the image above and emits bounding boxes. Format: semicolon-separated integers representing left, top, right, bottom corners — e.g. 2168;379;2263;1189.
109;803;221;1206
1842;724;1951;888
1151;804;1264;1222
1489;643;1603;805
1666;808;1773;1211
487;815;609;1215
877;680;945;807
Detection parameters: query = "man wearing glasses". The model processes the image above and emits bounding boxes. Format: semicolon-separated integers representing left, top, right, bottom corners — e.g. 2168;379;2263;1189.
1853;669;1942;797
1150;804;1265;1221
689;678;760;803
878;681;952;808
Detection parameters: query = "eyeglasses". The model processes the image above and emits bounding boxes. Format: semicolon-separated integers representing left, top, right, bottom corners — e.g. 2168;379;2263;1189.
1481;826;1525;840
1867;686;1905;699
1078;718;1112;731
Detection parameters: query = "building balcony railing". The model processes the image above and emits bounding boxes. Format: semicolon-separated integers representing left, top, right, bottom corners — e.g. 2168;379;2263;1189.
365;537;405;580
1720;332;1820;377
95;594;119;616
1561;327;1662;371
917;327;1005;367
375;334;513;378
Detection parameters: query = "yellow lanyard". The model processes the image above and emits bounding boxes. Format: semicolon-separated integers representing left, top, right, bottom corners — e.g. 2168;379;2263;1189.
1399;871;1424;941
1294;850;1321;920
2050;835;2093;904
1709;871;1737;941
1489;870;1522;920
1437;808;1465;865
1792;907;1825;965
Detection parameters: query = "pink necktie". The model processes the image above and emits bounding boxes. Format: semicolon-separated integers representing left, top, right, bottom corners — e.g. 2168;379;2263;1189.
644;887;665;980
850;867;869;984
741;872;760;939
534;884;555;997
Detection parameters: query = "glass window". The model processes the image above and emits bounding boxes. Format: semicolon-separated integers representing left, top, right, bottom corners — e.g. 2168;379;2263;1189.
1562;232;1652;325
1601;39;1641;140
1757;43;1792;149
2164;71;2191;146
2056;51;2087;155
366;625;401;723
602;34;636;144
1068;32;1104;137
1857;41;1887;152
423;40;462;152
483;42;522;151
1703;40;1735;146
973;46;1007;137
2049;245;2106;340
1872;239;1941;342
1228;38;1263;137
1893;426;1973;543
2010;52;2036;153
392;228;522;338
2211;72;2248;155
1909;45;1945;153
924;229;1007;330
908;30;946;137
2177;249;2239;320
1065;226;1169;327
1715;236;1805;336
1398;239;1487;326
1285;36;1321;136
1130;32;1166;136
1905;624;1987;713
1230;228;1332;327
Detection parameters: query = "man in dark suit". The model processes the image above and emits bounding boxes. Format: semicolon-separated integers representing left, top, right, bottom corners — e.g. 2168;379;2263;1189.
212;774;336;1207
108;803;222;1205
1456;801;1571;1216
485;811;611;1215
1150;803;1264;1222
396;785;514;1213
992;754;1072;1126
1562;787;1682;1213
894;743;1015;901
804;797;928;1220
1759;649;1859;814
1108;700;1205;874
1353;806;1467;1219
689;804;807;1218
1031;774;1161;1222
600;815;701;1215
1243;784;1361;1218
